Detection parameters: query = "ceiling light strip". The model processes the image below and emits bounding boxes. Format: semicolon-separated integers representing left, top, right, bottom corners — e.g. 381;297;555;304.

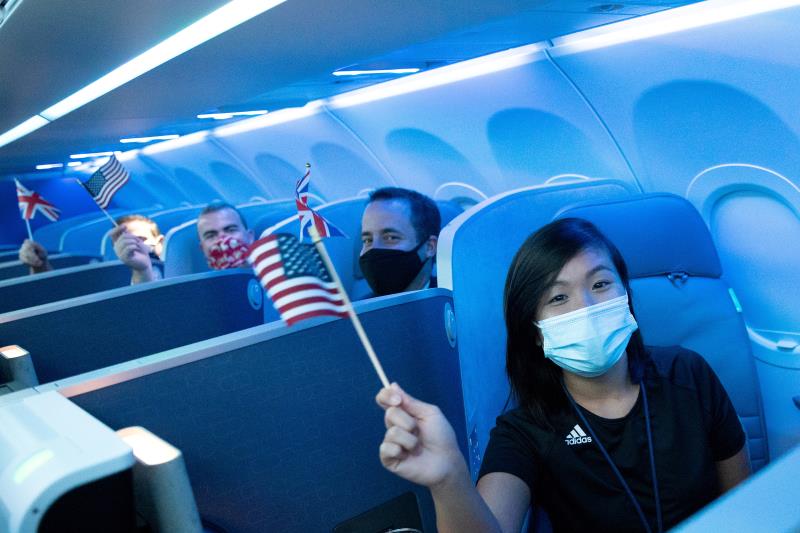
120;135;180;144
0;115;49;148
39;0;286;122
551;0;800;54
333;68;420;76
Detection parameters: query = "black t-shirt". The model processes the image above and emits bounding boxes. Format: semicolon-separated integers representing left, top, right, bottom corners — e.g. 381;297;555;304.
478;346;746;532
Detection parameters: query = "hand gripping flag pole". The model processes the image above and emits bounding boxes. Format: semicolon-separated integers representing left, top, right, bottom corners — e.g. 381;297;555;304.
307;224;391;389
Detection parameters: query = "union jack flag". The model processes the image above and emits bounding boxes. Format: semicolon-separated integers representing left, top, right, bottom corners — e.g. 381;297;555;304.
295;166;344;240
15;179;60;221
80;154;130;209
248;233;348;326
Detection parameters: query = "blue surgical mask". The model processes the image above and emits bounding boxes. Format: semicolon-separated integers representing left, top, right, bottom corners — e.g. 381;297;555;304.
535;294;638;377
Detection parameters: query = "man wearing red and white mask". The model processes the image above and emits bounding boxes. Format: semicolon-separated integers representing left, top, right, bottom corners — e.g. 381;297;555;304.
196;202;254;272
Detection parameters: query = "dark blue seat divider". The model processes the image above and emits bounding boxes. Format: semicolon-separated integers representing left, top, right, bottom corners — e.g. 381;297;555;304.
0;254;101;281
0;261;132;315
0;270;263;384
56;289;464;533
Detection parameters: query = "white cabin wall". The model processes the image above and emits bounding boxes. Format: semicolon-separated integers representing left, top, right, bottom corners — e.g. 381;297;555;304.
212;111;393;202
325;49;639;197
549;7;800;196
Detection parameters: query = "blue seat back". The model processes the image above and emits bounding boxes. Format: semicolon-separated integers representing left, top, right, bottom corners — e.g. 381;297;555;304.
51;290;465;533
0;254;101;282
557;193;768;469
436;178;636;477
33;210;127;251
0;262;132;315
162;200;295;278
0;270;263;385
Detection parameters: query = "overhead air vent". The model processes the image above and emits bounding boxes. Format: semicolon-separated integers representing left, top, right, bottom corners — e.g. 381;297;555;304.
589;3;625;13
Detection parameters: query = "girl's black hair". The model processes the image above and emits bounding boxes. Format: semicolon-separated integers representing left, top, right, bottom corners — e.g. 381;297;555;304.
503;218;646;428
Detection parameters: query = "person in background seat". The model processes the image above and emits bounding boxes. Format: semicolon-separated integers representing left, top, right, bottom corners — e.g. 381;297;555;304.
376;218;750;532
111;214;165;285
17;213;164;279
359;187;440;296
196;201;254;272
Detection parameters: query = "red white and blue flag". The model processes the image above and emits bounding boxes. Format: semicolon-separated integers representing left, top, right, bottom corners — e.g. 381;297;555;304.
248;233;348;326
295;166;344;240
80;154;130;209
15;179;60;221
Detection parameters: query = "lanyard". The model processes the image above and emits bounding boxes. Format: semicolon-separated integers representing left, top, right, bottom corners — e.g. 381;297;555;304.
562;382;663;533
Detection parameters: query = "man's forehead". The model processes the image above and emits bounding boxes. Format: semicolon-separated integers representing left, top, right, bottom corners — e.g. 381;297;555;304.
198;208;244;230
362;199;413;232
123;219;157;238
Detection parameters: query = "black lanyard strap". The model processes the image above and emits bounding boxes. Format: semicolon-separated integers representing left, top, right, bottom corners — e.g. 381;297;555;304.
562;382;663;533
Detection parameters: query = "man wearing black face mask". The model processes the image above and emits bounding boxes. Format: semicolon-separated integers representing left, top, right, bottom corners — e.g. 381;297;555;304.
359;187;440;296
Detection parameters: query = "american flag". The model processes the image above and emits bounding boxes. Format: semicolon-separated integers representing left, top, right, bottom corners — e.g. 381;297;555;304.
295;166;345;240
15;179;60;221
80;154;130;209
248;233;348;326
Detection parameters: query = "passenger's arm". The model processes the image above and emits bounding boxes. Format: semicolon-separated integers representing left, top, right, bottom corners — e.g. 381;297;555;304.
716;445;751;493
19;239;52;274
111;226;158;284
376;384;530;533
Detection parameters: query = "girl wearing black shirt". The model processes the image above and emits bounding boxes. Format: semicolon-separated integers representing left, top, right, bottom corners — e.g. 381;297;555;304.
376;218;750;532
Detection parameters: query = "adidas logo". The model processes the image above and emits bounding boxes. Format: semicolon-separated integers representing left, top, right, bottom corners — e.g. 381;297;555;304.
564;424;592;445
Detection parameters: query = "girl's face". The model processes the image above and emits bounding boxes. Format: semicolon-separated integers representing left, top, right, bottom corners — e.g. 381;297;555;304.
536;246;625;322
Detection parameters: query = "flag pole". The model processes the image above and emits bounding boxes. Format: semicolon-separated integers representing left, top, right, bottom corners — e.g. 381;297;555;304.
24;218;33;241
308;225;391;389
75;178;118;227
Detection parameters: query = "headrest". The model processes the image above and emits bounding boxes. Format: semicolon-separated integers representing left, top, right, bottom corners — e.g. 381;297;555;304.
555;194;722;278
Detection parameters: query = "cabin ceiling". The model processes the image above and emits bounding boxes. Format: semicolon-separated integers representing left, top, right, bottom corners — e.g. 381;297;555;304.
0;0;699;177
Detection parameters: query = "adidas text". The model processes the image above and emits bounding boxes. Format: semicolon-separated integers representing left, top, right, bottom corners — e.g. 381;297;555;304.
564;435;592;445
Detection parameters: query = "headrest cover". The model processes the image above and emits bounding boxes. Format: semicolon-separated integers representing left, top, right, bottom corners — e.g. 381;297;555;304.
555;194;722;278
